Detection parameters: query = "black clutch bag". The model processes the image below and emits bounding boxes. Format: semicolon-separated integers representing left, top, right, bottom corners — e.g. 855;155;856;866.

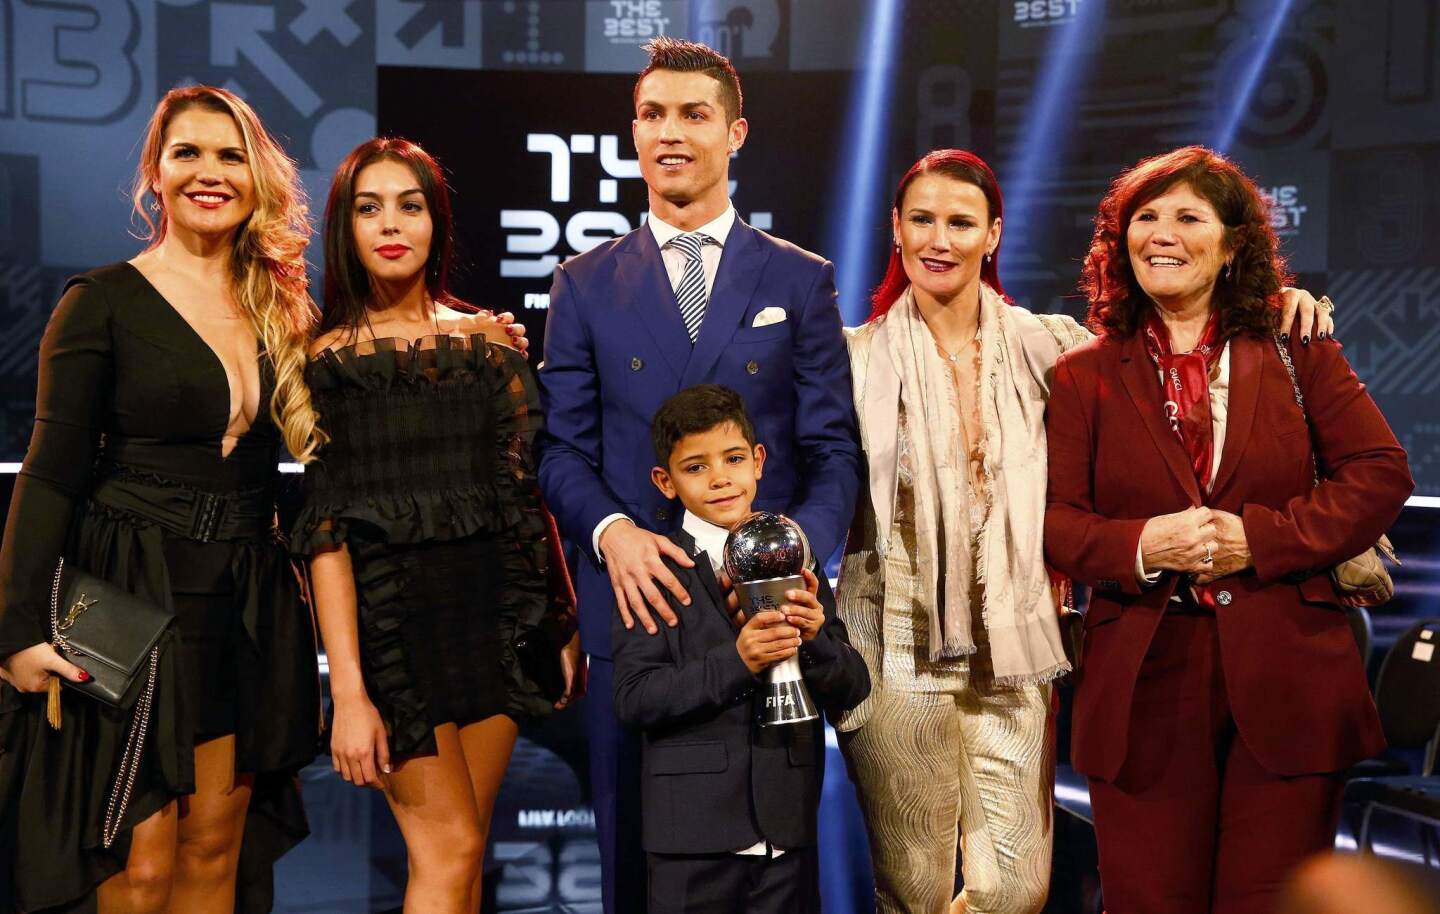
514;614;574;704
46;557;173;848
49;558;172;707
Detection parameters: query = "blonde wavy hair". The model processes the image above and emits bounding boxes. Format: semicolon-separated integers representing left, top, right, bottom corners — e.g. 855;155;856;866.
131;85;326;462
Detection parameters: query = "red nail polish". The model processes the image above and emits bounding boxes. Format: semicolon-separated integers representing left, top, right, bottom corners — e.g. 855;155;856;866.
78;671;91;682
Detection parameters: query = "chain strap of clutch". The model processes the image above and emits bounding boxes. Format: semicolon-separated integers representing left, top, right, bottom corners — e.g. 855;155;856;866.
1271;336;1320;488
102;649;157;848
46;556;161;848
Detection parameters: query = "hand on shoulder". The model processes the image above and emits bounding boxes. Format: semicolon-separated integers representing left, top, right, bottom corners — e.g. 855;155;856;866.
437;308;504;340
600;519;693;634
436;305;528;354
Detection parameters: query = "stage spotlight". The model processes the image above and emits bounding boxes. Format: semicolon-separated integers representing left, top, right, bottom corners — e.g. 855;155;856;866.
999;0;1105;286
1212;0;1296;151
824;0;905;326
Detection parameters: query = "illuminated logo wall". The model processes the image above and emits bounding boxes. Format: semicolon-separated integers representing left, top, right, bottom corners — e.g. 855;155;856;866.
378;67;846;354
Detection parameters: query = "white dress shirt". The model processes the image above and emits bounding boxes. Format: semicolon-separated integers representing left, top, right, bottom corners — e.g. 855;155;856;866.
682;509;731;575
592;205;738;561
1136;343;1232;585
649;204;736;301
679;509;786;858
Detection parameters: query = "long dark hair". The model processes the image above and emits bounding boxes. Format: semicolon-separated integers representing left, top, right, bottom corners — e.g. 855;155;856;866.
320;136;457;337
1081;145;1291;339
868;149;1006;322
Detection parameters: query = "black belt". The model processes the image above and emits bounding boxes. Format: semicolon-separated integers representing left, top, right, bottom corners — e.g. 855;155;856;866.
89;468;274;543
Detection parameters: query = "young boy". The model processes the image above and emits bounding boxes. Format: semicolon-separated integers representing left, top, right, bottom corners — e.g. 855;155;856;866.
610;384;870;914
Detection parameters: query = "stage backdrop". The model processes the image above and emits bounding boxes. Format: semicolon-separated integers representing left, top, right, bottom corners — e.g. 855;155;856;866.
1;3;1440;913
0;0;1437;493
376;66;848;328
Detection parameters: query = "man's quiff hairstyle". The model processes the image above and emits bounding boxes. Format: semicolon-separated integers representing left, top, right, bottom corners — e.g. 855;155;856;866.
633;36;744;124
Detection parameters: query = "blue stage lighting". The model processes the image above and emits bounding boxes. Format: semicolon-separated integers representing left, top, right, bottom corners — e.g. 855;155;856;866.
824;0;905;326
1212;0;1296;151
999;0;1106;294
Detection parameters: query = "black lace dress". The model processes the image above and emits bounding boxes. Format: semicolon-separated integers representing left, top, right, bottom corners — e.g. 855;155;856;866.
293;335;556;757
0;263;320;914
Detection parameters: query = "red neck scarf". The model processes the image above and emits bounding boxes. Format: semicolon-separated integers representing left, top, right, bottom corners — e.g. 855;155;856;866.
1141;309;1224;491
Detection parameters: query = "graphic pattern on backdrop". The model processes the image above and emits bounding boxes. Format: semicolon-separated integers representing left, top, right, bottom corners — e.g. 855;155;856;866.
6;1;1434;489
2;3;1439;911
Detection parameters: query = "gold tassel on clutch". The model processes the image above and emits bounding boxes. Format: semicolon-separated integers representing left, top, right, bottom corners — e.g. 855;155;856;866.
46;675;61;730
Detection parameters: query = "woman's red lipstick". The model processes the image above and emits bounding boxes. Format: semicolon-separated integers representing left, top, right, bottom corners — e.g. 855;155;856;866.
375;244;409;260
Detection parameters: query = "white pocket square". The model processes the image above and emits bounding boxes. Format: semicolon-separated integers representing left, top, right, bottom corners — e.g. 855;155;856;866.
752;307;787;328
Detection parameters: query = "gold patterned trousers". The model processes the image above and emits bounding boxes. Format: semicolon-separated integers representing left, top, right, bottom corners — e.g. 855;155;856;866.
840;679;1054;914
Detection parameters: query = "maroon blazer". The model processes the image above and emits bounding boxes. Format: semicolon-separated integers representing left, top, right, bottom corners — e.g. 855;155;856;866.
1044;330;1412;783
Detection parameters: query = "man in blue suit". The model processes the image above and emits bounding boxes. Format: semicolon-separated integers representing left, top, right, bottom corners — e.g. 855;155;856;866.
537;37;860;913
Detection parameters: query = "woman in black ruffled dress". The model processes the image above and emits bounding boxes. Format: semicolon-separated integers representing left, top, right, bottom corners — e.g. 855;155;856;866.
0;86;321;913
295;137;581;912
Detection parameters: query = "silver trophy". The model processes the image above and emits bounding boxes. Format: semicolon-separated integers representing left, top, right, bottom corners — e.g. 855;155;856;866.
723;511;819;726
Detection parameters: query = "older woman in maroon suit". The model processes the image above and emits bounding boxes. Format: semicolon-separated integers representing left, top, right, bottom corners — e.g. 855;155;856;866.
1044;145;1413;914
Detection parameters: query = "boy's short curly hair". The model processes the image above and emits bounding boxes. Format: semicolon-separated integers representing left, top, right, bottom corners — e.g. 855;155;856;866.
651;385;757;468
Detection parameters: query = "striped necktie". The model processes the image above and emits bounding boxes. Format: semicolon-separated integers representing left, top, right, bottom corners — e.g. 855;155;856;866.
669;232;712;343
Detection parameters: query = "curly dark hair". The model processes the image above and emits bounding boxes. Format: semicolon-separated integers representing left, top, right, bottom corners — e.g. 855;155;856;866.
1080;145;1293;339
651;384;757;469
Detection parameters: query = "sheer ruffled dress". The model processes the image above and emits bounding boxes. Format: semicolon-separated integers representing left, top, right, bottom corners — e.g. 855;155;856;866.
0;264;320;914
293;334;556;757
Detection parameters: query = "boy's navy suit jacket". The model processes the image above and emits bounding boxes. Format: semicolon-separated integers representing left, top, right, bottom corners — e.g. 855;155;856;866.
610;528;870;854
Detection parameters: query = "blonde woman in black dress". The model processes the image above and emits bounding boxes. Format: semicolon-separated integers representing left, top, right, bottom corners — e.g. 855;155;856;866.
0;86;321;913
296;137;582;913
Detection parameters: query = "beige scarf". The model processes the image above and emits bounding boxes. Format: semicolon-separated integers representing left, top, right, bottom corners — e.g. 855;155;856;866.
881;285;1068;686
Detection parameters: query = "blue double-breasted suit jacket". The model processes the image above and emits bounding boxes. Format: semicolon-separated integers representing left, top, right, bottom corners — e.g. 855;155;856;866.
537;217;861;658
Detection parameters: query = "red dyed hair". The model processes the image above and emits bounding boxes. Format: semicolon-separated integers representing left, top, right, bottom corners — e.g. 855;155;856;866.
869;149;1006;322
1080;145;1292;339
